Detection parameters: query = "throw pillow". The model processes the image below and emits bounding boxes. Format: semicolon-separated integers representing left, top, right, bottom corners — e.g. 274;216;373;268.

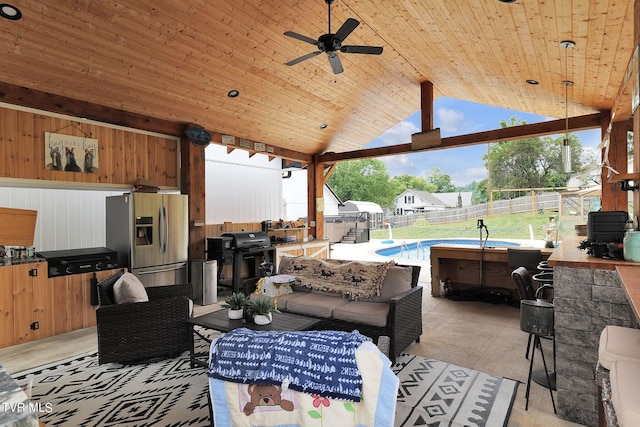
367;266;413;302
113;272;149;304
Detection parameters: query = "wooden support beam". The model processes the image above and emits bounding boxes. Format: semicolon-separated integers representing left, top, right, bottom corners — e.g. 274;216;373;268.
601;117;632;211
420;81;434;131
181;137;206;260
319;113;602;163
0;81;312;164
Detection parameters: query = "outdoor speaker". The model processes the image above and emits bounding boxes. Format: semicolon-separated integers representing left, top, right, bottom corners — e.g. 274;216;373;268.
185;126;212;146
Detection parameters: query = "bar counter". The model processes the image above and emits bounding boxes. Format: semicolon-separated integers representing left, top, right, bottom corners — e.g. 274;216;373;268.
546;236;640;426
616;265;640;326
430;243;553;297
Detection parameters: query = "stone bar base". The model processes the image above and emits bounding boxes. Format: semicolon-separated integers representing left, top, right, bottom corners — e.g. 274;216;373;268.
554;266;637;426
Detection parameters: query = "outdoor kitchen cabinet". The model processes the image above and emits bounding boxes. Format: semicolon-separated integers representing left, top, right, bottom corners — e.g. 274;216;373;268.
0;262;51;347
0;264;121;349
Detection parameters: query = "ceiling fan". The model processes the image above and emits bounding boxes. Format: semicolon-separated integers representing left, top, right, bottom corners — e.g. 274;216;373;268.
284;0;383;74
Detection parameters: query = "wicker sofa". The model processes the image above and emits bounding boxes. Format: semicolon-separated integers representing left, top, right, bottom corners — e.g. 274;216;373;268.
96;269;193;364
252;257;423;361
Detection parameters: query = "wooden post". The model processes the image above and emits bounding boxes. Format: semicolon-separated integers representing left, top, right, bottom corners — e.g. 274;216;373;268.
601;118;631;211
420;81;434;131
180;137;207;261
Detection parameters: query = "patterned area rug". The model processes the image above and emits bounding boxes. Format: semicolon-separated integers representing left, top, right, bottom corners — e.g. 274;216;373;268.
393;353;519;427
12;346;517;426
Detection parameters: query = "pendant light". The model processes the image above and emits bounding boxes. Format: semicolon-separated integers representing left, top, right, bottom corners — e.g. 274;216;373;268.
561;40;575;173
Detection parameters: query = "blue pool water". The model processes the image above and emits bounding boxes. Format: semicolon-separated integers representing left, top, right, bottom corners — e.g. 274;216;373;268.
375;239;521;260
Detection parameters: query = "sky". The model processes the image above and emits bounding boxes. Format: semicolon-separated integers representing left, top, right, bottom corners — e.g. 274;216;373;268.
364;97;602;187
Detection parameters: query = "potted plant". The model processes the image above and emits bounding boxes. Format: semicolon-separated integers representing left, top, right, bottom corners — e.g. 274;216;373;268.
247;297;278;325
221;293;249;319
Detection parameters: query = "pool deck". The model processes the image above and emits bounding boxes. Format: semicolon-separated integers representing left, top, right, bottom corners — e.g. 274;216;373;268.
329;238;547;286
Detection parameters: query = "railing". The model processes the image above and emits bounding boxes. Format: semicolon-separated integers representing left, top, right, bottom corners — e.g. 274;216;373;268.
399;241;409;259
416;241;426;260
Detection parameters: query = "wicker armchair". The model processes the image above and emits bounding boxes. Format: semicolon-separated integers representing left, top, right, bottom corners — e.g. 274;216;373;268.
96;270;193;364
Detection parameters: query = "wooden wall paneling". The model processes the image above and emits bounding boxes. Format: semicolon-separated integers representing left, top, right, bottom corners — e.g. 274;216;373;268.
77;272;94;328
122;129;136;185
12;264;34;344
17;110;36;179
164;137;178;187
51;276;70;335
31;262;54;340
0;267;14;347
34;113;47;180
68;274;85;331
147;137;159;185
136;132;150;183
1;108;18;179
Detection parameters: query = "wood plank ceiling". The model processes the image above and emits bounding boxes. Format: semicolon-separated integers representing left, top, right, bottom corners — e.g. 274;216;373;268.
0;0;634;159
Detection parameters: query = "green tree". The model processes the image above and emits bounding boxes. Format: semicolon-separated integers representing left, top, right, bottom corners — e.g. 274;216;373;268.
484;117;582;197
390;174;436;193
425;167;456;192
327;159;398;209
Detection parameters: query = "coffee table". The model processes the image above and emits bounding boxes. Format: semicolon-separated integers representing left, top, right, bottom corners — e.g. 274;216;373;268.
187;309;321;368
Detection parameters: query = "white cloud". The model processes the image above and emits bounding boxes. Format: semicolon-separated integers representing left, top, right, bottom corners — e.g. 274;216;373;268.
381;154;417;176
375;120;420;147
437;108;465;133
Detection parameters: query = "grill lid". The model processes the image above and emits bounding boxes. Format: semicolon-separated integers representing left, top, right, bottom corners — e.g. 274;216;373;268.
221;231;271;250
221;231;270;249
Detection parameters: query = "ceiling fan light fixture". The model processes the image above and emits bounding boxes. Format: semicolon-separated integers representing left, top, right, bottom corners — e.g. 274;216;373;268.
0;4;22;20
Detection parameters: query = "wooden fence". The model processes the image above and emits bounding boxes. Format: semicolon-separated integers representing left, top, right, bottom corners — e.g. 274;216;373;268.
385;192;559;227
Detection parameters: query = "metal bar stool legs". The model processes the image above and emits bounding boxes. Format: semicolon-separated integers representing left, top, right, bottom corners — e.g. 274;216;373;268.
520;299;556;414
525;334;557;414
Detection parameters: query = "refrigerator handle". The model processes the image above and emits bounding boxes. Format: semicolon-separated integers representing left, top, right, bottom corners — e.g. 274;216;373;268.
159;206;167;254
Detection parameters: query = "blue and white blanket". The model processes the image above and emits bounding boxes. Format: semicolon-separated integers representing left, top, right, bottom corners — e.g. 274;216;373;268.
207;328;371;401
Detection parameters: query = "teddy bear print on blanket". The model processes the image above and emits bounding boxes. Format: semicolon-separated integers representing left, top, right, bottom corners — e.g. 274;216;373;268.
278;257;394;300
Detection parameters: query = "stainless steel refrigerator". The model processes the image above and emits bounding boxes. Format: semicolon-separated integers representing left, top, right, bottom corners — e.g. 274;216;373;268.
106;193;188;286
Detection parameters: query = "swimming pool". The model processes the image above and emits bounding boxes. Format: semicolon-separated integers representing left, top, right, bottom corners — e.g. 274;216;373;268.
375;239;521;260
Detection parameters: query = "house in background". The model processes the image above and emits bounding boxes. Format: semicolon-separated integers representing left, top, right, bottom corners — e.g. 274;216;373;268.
394;189;473;215
434;192;474;208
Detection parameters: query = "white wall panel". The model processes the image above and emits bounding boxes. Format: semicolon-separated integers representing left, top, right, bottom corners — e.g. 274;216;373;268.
0;187;123;251
205;145;282;224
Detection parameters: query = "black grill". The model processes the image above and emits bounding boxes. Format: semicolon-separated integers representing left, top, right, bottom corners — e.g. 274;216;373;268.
207;231;273;294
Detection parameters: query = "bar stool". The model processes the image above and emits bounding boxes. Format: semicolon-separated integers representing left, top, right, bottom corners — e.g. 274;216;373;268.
533;261;554;300
597;325;640;427
520;299;556;413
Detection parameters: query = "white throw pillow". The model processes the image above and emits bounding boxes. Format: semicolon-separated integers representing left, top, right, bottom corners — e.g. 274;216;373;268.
113;272;149;304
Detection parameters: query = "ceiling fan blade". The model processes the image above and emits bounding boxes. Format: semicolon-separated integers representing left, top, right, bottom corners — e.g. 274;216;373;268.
327;52;344;74
284;31;319;46
285;51;322;66
334;18;359;42
340;45;383;55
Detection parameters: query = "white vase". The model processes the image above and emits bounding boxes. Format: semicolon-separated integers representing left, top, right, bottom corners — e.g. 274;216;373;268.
228;308;244;320
254;313;272;325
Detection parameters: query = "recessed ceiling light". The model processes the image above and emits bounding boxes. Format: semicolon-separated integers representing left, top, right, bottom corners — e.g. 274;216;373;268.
227;89;239;98
526;79;539;85
498;0;517;3
319;123;328;129
0;4;22;20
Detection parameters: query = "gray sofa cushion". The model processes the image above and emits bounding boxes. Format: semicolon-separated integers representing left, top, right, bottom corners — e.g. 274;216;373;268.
332;301;390;328
285;293;350;318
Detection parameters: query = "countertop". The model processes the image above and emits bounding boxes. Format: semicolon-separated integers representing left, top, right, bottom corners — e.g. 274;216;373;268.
0;257;45;267
617;265;640;325
547;235;640;270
